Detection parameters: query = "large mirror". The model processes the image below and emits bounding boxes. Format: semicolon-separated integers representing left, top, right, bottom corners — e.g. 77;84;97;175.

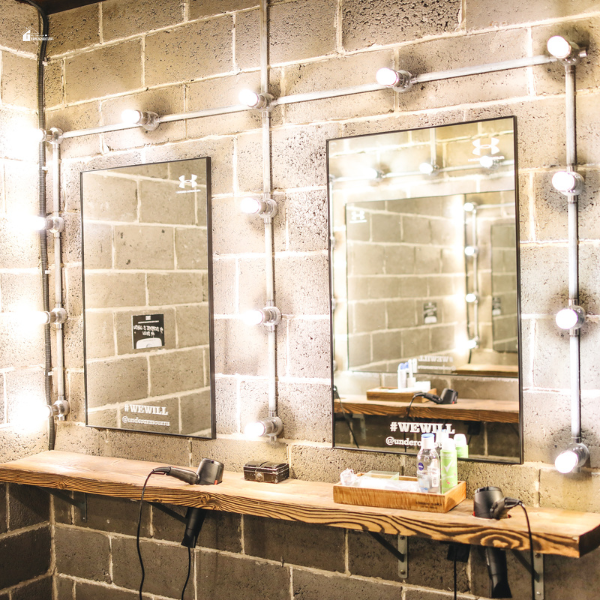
81;158;215;438
329;117;522;463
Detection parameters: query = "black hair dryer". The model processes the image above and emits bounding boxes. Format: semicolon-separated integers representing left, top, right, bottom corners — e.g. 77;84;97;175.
474;486;515;599
181;458;224;548
413;388;458;405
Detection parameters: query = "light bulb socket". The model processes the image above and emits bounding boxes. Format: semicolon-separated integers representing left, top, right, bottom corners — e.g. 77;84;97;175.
467;337;480;350
46;216;65;234
556;305;586;330
49;307;68;327
464;246;479;257
241;92;273;110
241;196;278;220
254;417;283;438
50;398;70;420
49;127;63;145
552;170;585;196
463;202;478;212
547;36;587;64
378;69;413;91
555;443;589;473
123;110;160;131
465;293;479;303
257;306;282;327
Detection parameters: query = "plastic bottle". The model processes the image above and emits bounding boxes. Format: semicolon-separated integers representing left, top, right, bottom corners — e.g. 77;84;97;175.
436;428;449;450
440;438;458;493
454;434;469;459
397;363;407;389
417;433;440;494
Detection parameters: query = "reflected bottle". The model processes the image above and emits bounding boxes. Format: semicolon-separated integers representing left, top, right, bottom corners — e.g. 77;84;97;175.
417;433;440;494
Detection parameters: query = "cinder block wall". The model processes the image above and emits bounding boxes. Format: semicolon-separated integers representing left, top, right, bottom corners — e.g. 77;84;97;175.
2;0;600;598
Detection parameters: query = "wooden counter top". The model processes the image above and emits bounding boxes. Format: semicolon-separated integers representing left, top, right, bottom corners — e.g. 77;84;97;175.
335;397;519;423
0;451;597;558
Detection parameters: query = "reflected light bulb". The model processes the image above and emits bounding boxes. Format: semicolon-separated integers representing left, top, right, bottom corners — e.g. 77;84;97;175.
244;421;266;437
238;89;261;108
240;197;262;214
10;397;52;432
463;202;476;212
552;171;576;191
556;307;582;330
465;293;478;303
364;167;382;180
376;67;399;87
121;109;142;124
466;338;479;350
33;128;46;143
555;450;579;474
12;215;47;231
479;155;495;169
464;246;478;257
419;162;435;175
31;311;51;325
243;310;264;326
547;36;573;60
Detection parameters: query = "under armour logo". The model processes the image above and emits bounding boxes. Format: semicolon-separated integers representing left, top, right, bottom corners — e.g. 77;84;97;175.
349;209;367;224
178;174;198;189
472;137;500;156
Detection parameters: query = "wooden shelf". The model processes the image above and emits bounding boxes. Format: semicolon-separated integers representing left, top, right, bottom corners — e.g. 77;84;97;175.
335;397;519;423
0;451;598;558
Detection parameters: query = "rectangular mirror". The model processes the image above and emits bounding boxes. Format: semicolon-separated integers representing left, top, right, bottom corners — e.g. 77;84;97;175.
328;117;522;463
81;157;215;438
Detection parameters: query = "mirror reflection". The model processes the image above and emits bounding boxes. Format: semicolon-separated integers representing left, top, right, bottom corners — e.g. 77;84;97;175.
81;157;214;438
329;117;521;462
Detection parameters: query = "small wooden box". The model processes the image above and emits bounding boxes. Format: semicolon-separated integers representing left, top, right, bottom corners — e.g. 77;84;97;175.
333;475;466;513
366;387;437;402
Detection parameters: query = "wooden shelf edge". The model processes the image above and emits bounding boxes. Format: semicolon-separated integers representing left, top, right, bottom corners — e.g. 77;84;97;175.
0;451;597;559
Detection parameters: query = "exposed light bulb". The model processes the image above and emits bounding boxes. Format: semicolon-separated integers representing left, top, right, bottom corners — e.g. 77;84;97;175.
243;307;281;327
466;337;479;350
10;397;52;432
240;197;262;215
552;171;584;195
465;293;478;303
376;67;400;87
555;450;579;474
547;36;575;60
244;421;267;437
464;246;478;257
479;155;495;169
556;306;586;330
243;309;265;326
463;202;477;212
364;167;383;180
31;311;51;325
121;109;143;124
419;162;435;175
34;128;47;143
238;89;271;109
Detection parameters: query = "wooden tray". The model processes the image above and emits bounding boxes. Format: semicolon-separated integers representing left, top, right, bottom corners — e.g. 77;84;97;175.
366;387;437;402
333;475;466;513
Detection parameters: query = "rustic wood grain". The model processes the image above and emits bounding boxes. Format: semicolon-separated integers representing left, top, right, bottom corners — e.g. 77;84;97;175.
333;477;466;512
455;364;519;378
0;451;598;558
335;397;519;423
365;388;438;402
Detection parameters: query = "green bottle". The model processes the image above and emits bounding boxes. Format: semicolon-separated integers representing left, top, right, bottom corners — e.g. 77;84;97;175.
440;438;458;493
454;434;469;459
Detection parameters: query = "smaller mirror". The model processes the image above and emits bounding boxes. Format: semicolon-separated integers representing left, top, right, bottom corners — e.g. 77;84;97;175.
81;157;215;438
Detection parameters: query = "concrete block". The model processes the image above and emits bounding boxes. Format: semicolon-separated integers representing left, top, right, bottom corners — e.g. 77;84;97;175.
176;304;210;348
81;222;112;270
278;382;332;443
214;376;238;434
196;550;290;600
65;265;83;317
189;0;257;19
84;272;146;309
85;356;148;408
236;0;336;69
112;537;190;597
3;158;37;215
275;254;329;316
213;317;269;376
47;4;99;55
0;107;38;163
284;51;395;124
4;369;45;427
0;319;44;370
287;318;331;379
114;309;174;355
545;547;600;600
212;196;266;255
102;86;187;151
466;0;600;31
191;437;288;473
1;53;37;111
105;428;190;464
245;516;345;571
114;224;174;270
212;258;236;314
0;3;38;53
0;220;40;271
289;443;405;482
66;371;86;423
55;526;110;582
102;0;184;41
11;577;52;600
73;494;150;536
342;0;461;51
540;467;600;511
145;16;233;87
149;347;204;395
180;389;212;435
139;178;195;225
7;484;49;530
152;503;241;551
175;227;208;270
235;130;264;193
72;582;137;600
65;40;143;103
292;568;401;600
81;171;138;222
87;408;119;430
55;577;74;600
0;526;51;589
53;422;106;456
147;272;204;305
144;137;234;197
531;318;570;390
272;123;340;189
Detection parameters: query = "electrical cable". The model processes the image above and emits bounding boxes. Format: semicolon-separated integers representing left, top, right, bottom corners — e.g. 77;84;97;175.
181;546;191;599
518;502;535;600
453;552;457;600
137;471;157;599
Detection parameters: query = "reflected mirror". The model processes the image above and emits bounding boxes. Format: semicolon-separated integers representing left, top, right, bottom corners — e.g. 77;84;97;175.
329;117;521;462
82;157;215;438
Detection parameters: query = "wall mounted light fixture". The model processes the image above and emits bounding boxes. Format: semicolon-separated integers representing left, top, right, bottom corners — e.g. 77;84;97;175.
240;196;278;220
121;109;159;131
244;416;284;438
547;36;587;63
556;306;586;331
244;307;282;328
238;89;273;109
375;68;413;91
464;246;478;257
465;293;478;304
463;202;478;213
555;443;590;474
466;337;480;350
552;171;585;196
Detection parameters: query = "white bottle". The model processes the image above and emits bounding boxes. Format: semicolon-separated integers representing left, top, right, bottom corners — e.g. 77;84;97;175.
417;433;440;493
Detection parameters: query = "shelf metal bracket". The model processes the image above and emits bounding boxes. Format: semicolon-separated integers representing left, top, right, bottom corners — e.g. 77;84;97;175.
367;532;408;580
44;488;87;522
149;502;187;525
512;550;544;599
